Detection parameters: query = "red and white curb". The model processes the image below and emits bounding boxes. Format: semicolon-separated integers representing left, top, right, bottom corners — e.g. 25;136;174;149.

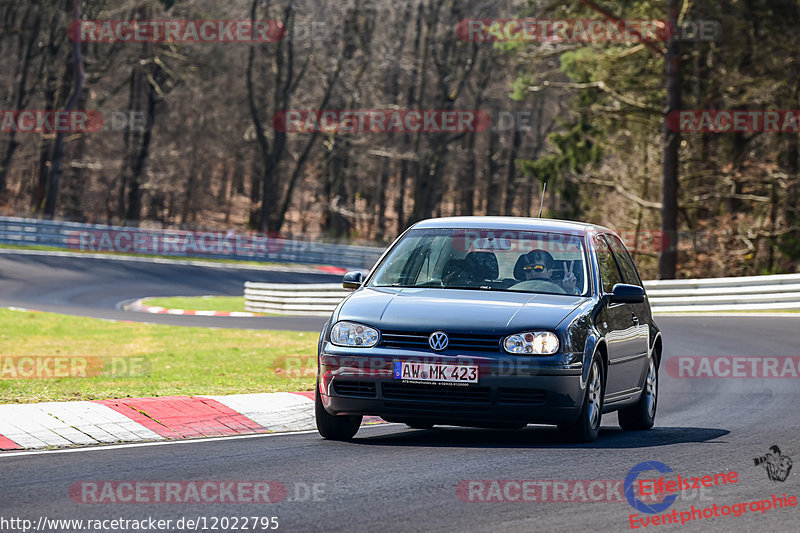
125;298;262;317
0;392;383;451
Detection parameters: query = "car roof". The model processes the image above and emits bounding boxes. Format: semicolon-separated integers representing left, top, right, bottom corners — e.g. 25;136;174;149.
410;216;614;235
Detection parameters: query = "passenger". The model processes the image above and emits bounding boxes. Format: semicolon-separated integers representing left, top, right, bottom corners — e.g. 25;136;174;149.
519;249;578;294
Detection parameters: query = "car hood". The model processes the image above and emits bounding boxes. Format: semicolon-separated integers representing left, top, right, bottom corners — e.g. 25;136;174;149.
336;287;588;333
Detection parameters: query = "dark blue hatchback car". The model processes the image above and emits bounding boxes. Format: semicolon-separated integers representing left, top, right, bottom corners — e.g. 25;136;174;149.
315;217;662;442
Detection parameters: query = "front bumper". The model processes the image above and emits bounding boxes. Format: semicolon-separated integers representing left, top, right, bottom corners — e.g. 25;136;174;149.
318;350;587;426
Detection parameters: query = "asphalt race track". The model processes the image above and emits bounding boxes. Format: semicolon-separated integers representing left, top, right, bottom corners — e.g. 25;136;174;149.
0;251;798;531
1;316;798;531
0;251;336;330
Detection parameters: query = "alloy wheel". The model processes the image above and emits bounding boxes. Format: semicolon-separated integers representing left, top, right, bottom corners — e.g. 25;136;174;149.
587;360;602;429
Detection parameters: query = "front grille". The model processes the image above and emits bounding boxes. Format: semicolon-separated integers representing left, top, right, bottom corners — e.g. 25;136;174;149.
497;387;547;405
382;382;491;404
380;330;500;352
333;380;377;398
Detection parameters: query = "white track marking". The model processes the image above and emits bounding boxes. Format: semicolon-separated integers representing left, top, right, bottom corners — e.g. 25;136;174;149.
41;401;161;442
0;423;402;458
202;393;316;432
0;404;81;447
0;426;376;458
0;402;162;449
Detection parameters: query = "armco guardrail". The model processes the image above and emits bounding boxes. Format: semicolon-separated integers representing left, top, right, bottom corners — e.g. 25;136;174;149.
645;273;800;312
244;282;351;316
245;273;800;316
0;216;383;270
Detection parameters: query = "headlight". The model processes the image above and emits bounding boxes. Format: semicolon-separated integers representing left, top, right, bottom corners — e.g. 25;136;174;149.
330;321;379;347
503;331;559;355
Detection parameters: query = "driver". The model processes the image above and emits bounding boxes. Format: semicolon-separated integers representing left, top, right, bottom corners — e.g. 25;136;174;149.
519;249;578;294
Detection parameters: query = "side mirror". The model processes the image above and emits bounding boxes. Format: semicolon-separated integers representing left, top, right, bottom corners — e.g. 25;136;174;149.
610;283;645;304
342;271;365;290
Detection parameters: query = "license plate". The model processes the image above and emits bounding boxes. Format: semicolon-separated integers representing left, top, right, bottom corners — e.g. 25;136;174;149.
393;362;478;383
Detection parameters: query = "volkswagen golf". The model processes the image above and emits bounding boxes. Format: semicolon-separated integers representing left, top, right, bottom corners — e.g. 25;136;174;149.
314;217;662;442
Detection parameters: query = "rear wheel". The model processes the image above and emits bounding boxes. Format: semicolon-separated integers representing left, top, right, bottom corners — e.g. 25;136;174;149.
558;358;603;443
315;385;362;441
618;352;657;430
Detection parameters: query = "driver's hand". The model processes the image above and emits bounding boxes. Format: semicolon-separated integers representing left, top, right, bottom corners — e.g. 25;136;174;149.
562;261;577;292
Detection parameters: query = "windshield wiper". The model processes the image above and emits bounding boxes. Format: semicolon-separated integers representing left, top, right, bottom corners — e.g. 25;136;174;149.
439;285;495;291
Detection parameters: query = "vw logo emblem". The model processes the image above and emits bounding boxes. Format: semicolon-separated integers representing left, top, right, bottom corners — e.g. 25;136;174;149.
428;331;449;351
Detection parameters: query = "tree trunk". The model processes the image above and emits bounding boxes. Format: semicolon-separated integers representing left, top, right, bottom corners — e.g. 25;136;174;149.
659;0;681;279
458;132;476;215
395;162;407;234
503;127;523;215
32;5;61;214
0;3;40;194
45;0;85;218
485;130;501;215
124;61;159;224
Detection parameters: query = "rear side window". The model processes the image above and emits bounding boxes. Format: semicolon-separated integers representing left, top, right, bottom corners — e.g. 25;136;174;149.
605;234;643;287
594;235;622;294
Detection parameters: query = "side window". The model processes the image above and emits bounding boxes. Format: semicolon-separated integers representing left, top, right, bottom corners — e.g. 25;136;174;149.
594;235;622;294
605;234;643;287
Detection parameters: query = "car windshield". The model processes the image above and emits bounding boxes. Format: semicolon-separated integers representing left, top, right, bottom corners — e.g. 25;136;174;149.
369;228;589;296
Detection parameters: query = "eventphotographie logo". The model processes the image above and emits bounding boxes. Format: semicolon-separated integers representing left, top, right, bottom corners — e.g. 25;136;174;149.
753;446;793;482
625;461;679;514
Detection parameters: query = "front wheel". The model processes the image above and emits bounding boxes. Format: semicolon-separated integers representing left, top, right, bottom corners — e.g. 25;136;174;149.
315;385;362;441
558;358;603;443
618;352;658;430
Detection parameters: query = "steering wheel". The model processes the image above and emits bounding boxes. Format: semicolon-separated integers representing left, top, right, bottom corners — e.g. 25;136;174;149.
510;279;566;294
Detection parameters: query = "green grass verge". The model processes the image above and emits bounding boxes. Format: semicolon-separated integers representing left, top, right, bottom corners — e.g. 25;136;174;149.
142;296;247;313
0;308;317;403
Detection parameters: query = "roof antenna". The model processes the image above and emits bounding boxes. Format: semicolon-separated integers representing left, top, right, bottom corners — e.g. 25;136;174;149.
537;181;547;218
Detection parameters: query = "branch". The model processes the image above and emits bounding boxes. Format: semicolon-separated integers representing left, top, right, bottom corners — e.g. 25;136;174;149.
577;0;665;56
581;176;662;208
367;149;420;161
527;79;658;112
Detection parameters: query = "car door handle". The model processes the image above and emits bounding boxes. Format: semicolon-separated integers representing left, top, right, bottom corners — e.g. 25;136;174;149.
631;313;639;325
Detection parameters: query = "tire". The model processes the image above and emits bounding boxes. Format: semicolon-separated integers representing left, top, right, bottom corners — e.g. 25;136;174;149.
315;385;362;441
558;358;603;443
618;351;658;430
